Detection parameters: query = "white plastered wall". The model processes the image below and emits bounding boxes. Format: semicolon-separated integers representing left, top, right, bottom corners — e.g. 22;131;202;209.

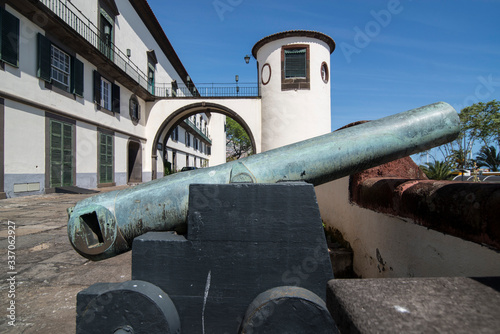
4;100;45;176
75;121;97;189
316;177;500;278
257;36;332;151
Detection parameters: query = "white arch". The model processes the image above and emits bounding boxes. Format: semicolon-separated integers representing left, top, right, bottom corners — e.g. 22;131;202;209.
144;98;262;180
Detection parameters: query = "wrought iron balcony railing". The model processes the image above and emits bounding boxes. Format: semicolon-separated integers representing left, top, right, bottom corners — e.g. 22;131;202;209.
156;83;259;98
39;0;260;98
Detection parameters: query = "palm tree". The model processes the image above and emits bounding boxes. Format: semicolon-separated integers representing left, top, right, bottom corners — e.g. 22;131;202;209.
476;146;500;171
420;161;453;180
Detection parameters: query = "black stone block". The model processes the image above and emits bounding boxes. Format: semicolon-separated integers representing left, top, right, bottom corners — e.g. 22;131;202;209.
132;183;334;333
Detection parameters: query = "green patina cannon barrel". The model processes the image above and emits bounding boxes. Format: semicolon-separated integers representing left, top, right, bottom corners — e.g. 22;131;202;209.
67;102;460;261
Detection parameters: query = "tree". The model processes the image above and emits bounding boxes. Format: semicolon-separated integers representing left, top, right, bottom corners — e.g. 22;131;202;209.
420;161;453;180
458;100;500;152
476;146;500;171
226;117;253;161
420;100;500;168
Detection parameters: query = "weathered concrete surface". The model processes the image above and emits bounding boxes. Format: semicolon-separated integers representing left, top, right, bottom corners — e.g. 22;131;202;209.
0;187;131;334
327;277;500;333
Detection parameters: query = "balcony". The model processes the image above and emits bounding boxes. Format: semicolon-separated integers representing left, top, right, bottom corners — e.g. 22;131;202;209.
156;82;259;98
12;0;260;100
183;118;212;144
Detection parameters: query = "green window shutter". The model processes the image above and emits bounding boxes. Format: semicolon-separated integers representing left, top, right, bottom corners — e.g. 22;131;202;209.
285;48;307;78
0;8;20;67
112;83;120;113
37;33;51;81
50;120;62;186
49;120;73;187
99;132;113;184
93;70;101;105
61;123;73;186
71;57;84;97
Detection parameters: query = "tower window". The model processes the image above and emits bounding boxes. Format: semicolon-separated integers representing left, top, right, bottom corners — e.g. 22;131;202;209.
281;45;310;91
284;48;306;78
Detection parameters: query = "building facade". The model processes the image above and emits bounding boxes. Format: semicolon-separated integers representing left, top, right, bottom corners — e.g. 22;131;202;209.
0;0;223;197
0;0;335;198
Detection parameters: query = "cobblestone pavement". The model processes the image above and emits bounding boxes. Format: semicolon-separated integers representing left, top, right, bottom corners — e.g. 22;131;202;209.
0;186;132;333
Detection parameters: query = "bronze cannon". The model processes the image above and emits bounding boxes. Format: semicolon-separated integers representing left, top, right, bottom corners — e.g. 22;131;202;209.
67;102;459;261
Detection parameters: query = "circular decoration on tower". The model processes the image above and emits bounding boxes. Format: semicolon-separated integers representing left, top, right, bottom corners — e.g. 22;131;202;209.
320;62;329;83
261;63;271;85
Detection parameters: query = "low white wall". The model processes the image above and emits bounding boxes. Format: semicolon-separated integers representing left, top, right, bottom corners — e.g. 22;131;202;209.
316;177;500;278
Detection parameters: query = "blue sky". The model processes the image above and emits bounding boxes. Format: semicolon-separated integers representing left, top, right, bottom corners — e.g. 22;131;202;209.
147;0;499;161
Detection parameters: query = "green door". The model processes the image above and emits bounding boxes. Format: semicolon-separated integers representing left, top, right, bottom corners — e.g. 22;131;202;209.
99;132;113;184
50;120;73;187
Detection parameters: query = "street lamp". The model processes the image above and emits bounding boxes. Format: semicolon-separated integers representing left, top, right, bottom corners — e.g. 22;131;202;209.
244;55;250;64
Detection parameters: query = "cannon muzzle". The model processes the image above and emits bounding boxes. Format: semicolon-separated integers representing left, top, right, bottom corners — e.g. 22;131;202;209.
68;102;459;260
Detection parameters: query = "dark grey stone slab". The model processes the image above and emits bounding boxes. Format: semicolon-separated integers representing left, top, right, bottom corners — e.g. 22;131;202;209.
187;183;325;243
327;276;500;334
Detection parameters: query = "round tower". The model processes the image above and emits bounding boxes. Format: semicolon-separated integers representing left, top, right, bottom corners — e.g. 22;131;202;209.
252;31;335;151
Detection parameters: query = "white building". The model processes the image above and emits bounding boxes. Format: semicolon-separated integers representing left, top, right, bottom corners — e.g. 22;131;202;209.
0;0;226;197
0;0;335;198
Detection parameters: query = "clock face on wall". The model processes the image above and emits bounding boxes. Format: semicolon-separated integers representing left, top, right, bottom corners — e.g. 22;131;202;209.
261;63;271;85
321;62;329;83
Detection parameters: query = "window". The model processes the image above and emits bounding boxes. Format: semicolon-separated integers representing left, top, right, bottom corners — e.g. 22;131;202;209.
171;126;179;141
129;95;140;123
321;62;329;83
49;119;73;187
99;7;114;60
93;70;120;112
101;77;111;110
51;45;70;89
171;80;178;97
185;132;191;147
99;132;113;184
194;138;199;151
0;7;19;67
148;66;155;94
281;45;310;91
37;33;83;96
147;50;157;95
284;48;306;78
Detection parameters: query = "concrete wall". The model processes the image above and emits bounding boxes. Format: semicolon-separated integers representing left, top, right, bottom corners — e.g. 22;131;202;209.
316;177;500;278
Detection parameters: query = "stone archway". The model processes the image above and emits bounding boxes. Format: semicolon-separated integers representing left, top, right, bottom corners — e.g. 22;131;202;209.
150;102;258;180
